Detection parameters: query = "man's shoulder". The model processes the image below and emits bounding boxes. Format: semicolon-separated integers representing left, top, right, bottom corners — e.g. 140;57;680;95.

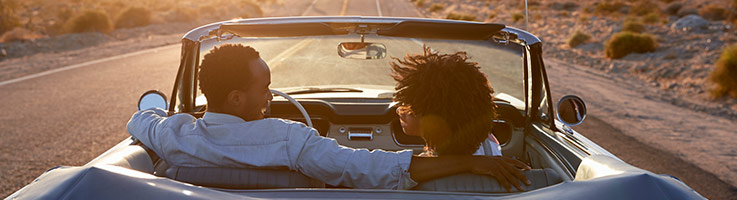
263;118;307;126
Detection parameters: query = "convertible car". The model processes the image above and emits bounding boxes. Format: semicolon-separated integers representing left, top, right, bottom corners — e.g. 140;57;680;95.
7;16;704;199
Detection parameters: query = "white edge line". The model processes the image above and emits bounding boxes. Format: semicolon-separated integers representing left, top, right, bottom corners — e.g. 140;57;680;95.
375;0;383;17
0;44;180;87
411;38;424;46
301;0;319;16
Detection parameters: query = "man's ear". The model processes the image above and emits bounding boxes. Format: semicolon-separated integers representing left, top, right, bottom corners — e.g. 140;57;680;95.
226;90;244;106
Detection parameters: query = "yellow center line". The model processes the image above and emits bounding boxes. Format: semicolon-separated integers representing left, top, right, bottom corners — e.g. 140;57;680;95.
267;39;315;69
340;0;349;16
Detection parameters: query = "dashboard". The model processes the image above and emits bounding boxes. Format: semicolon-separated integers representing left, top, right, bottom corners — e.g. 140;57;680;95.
266;98;525;154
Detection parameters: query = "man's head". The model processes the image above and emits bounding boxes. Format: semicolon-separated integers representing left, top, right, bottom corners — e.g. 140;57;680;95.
198;44;272;121
392;46;497;155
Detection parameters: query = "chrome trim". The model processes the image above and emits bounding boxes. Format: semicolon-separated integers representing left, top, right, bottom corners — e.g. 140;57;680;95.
183;16;540;45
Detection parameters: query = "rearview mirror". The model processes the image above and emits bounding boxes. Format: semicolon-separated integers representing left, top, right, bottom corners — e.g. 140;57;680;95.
138;90;168;111
555;95;587;126
337;42;386;59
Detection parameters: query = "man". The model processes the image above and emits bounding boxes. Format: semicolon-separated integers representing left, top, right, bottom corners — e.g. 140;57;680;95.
393;47;502;156
127;44;530;191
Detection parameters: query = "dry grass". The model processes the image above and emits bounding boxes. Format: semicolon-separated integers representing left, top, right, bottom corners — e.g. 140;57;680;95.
622;21;646;33
446;12;476;21
114;7;152;29
568;30;591;48
429;3;444;12
63;10;113;34
605;31;658;59
710;44;737;98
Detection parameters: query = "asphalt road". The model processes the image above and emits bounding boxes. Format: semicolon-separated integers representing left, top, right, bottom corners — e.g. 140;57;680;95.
0;0;734;199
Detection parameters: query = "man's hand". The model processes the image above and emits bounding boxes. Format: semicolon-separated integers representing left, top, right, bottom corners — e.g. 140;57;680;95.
469;156;531;192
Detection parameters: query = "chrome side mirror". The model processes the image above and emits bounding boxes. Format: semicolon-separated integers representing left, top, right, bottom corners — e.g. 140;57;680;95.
337;42;387;59
138;90;168;111
555;95;587;126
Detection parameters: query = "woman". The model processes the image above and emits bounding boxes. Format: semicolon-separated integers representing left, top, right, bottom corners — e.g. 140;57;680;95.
392;46;502;157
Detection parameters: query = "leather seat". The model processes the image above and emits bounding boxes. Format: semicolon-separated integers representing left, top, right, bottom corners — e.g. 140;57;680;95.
414;168;563;193
165;166;325;189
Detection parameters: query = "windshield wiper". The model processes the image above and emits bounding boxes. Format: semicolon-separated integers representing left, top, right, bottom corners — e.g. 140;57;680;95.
285;87;363;95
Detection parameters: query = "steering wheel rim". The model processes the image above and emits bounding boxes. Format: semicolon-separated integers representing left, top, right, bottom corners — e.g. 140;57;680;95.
270;89;313;128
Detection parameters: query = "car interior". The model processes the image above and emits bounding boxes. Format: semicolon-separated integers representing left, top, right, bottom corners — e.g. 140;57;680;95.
91;92;572;194
87;20;576;194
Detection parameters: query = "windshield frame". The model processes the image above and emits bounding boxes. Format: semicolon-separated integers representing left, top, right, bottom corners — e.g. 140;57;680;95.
169;16;551;128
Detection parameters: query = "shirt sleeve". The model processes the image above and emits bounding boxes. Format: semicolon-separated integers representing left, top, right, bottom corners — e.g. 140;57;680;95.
126;108;169;155
288;124;418;190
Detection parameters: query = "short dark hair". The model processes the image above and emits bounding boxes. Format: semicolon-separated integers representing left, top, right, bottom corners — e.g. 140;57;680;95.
198;44;261;107
392;46;497;155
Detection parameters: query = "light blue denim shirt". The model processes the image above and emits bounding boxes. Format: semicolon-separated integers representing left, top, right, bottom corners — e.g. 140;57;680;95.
126;108;417;189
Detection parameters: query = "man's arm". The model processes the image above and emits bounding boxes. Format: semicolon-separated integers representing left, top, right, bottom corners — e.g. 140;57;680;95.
409;155;531;192
126;108;169;151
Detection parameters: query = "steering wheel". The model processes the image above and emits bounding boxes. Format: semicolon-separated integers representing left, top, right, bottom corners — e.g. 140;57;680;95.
270;89;313;128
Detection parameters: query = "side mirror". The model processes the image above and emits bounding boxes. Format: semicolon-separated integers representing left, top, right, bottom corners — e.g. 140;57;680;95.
337;42;387;59
555;95;587;126
138;90;168;111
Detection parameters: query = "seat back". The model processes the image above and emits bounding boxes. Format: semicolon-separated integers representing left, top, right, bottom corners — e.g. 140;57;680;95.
414;168;563;193
165;166;325;189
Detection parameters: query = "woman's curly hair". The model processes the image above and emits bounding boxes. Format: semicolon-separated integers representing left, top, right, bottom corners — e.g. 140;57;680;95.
392;46;497;156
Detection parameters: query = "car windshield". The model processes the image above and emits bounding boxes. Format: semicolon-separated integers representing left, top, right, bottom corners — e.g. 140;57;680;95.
197;34;525;101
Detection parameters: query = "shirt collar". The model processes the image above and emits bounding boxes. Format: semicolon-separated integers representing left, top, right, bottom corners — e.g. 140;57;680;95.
202;112;246;125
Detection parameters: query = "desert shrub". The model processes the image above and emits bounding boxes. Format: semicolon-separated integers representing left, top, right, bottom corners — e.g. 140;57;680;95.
710;45;737;98
699;4;728;21
642;12;662;24
512;13;525;22
446;13;476;21
115;7;152;29
579;16;589;23
605;31;658;59
664;2;682;15
594;1;626;15
241;1;263;18
167;7;200;22
429;4;444;12
64;10;113;34
416;0;425;7
731;0;737;23
630;0;659;16
677;7;698;17
0;27;41;42
488;13;497;20
0;0;19;35
622;21;646;32
567;30;591;48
